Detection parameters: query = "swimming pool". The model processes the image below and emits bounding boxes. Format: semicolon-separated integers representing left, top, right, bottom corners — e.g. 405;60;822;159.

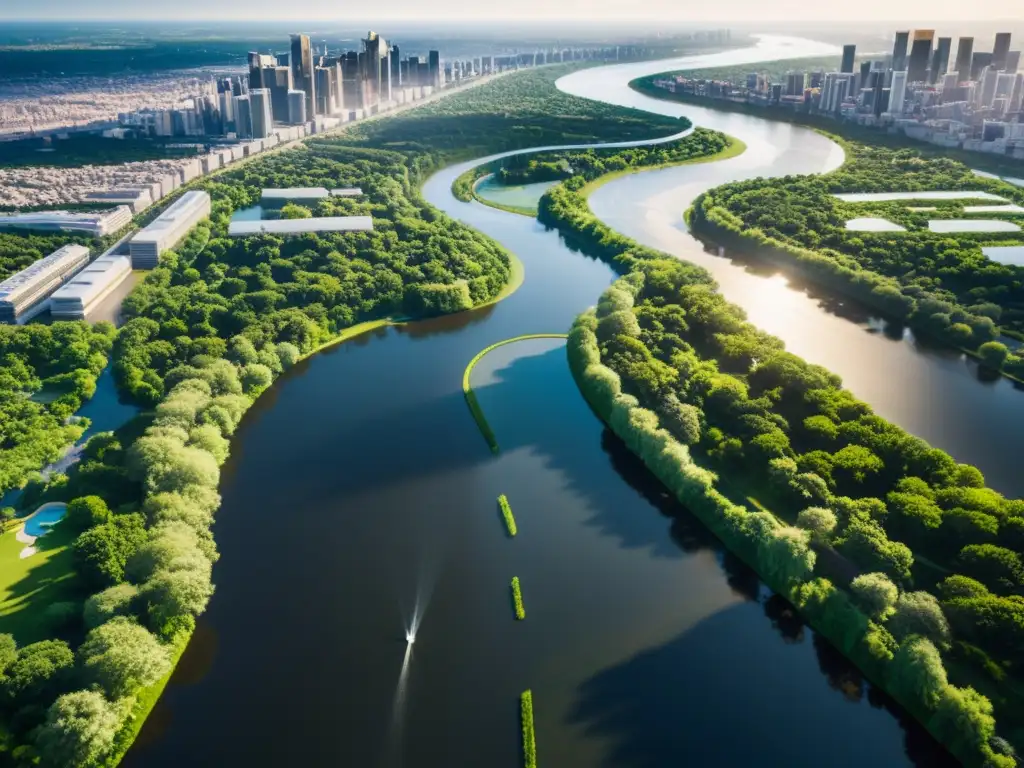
23;505;67;538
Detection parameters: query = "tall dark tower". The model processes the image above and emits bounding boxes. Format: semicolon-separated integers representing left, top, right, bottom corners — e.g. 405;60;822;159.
994;33;1012;70
892;31;910;72
390;43;402;87
907;29;934;83
290;34;316;117
930;38;952;84
954;37;975;80
840;44;856;74
429;50;441;88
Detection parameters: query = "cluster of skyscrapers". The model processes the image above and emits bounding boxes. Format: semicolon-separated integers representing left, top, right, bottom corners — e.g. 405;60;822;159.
655;29;1024;159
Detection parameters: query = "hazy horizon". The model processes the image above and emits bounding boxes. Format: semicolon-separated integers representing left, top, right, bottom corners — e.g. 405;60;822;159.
0;0;1021;23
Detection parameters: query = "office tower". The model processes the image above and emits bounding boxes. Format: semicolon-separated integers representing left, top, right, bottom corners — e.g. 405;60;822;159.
892;31;910;72
429;50;442;88
218;91;235;128
1006;51;1021;73
994;32;1012;70
930;37;951;84
995;72;1017;100
978;67;999;108
786;72;806;96
907;30;934;83
841;44;856;73
267;66;292;124
341;52;360;110
1010;73;1024;112
940;72;958;101
972;52;993;80
954;37;974;80
332;59;344;113
288;89;306;124
362;31;388;110
249;88;273;138
290;34;316;118
315;66;335;115
233;95;252;138
889;70;908;113
248;52;276;90
390;43;402;87
859;60;871;92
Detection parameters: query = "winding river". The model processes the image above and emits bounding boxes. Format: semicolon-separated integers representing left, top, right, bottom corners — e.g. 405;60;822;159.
122;36;1010;767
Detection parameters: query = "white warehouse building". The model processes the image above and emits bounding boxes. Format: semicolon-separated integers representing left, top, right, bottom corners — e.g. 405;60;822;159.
129;190;211;269
0;207;133;238
0;244;91;323
49;256;133;321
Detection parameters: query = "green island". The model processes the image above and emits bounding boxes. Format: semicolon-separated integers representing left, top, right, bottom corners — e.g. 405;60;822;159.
520;689;537;768
549;148;1024;763
0;62;696;766
498;494;518;537
511;576;526;620
463;334;569;453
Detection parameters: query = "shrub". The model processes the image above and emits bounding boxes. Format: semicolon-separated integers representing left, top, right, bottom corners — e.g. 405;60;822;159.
65;496;111;531
83;584;140;629
850;573;899;621
78;617;171;699
889;591;951;648
35;690;121;768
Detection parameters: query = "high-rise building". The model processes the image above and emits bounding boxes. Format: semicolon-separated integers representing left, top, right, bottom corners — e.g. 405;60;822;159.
391;43;402;87
994;32;1012;70
892;31;910;72
341;52;360;111
429;50;442;88
290;34;316;118
287;89;307;124
268;66;292;124
233;95;253;138
907;30;934;83
972;52;993;80
995;72;1017;100
1006;51;1021;73
1010;73;1024;112
786;71;806;96
250;88;274;138
954;37;974;80
362;32;388;111
858;60;871;92
889;70;908;114
978;66;1000;108
315;66;335;115
248;52;276;90
930;37;952;84
841;44;856;74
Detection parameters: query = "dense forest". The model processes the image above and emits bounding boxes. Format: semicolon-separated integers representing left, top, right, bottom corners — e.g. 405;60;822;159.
550;153;1024;761
692;138;1024;367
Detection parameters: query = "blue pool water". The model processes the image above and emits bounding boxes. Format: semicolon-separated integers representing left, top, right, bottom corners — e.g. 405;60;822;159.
24;506;66;538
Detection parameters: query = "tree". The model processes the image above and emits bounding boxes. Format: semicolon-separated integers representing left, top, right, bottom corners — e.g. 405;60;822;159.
83;584;140;630
78;617;171;699
35;690;121;768
65;496;110;532
796;506;837;541
889;635;948;710
127;523;211;584
958;544;1024;594
937;575;989;601
656;393;701;444
73;514;148;589
889;591;951;648
0;507;15;531
3;640;74;708
929;685;1000;765
978;341;1009;370
850;572;899;620
141;568;215;637
240;364;273;395
0;634;17;679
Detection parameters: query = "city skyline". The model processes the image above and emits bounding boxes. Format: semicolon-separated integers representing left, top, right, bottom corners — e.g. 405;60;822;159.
2;0;1023;22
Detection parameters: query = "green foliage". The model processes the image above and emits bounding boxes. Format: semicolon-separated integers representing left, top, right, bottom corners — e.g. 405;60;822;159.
520;689;537;768
889;591;952;648
65;496;111;532
850;572;899;620
796;506;837;540
78;617;171;699
889;635;948;710
498;494;517;537
82;584;140;630
72;514;147;590
958;544;1024;594
511;576;526;621
34;689;121;768
3;640;74;710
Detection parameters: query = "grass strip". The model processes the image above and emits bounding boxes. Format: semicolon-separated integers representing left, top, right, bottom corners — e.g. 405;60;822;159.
498;494;518;536
521;689;537;768
511;576;526;620
462;334;568;453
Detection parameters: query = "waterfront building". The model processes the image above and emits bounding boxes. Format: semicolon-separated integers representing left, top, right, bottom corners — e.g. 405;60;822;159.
49;256;132;320
0;244;91;323
129;190;211;269
0;207;132;237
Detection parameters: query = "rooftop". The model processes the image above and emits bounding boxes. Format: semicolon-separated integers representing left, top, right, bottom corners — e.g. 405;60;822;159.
228;216;374;237
131;190;210;245
0;244;90;301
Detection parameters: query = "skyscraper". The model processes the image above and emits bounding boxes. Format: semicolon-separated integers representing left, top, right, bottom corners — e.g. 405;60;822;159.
391;43;402;88
954;37;974;80
930;37;952;84
249;88;273;138
248;52;276;90
429;50;442;88
290;34;316;118
907;30;934;83
972;52;993;80
1010;73;1024;112
233;95;253;139
841;44;856;74
889;70;908;114
269;66;292;125
994;33;1012;70
891;31;910;72
288;89;306;124
362;32;388;111
1006;51;1021;73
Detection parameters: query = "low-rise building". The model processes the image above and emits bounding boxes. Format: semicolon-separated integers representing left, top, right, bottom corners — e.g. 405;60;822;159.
49;255;133;320
227;216;373;237
0;244;91;323
0;206;132;237
129;190;211;268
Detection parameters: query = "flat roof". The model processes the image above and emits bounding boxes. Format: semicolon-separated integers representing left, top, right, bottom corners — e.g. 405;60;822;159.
0;244;90;301
262;187;330;200
228;216;374;237
329;188;363;197
131;190;210;245
51;257;131;300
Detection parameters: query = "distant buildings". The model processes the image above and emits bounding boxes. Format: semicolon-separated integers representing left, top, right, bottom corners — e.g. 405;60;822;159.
129;190;211;269
0;244;91;323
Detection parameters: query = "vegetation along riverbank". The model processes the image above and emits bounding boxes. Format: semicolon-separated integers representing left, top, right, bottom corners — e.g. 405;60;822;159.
0;60;697;766
498;494;518;536
553;148;1024;762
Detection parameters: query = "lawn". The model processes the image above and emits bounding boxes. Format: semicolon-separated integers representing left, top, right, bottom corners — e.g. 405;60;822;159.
0;521;80;644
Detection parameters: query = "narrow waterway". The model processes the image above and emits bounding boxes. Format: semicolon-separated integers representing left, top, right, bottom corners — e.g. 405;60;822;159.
125;37;971;768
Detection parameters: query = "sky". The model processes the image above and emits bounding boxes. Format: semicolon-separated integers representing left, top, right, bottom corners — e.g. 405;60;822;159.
1;0;1022;22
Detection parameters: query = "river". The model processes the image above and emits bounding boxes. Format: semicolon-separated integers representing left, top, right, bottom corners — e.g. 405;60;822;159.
124;37;970;768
